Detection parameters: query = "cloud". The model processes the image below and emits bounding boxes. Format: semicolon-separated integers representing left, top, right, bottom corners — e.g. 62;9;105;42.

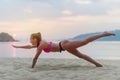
0;0;54;21
23;7;32;14
31;1;52;8
0;0;120;40
55;14;120;35
107;8;120;16
61;10;72;15
0;18;58;40
102;0;120;3
75;0;92;4
59;14;120;25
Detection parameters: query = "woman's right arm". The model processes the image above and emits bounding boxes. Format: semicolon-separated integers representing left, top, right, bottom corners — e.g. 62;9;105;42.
12;45;36;49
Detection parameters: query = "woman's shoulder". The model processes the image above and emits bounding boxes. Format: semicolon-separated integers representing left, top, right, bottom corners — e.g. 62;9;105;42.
38;40;48;49
40;40;47;43
39;40;48;46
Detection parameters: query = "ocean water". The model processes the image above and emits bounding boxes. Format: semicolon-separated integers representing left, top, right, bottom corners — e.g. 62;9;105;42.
0;42;120;60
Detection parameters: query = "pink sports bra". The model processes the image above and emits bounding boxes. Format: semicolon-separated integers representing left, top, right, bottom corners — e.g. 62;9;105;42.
43;42;52;53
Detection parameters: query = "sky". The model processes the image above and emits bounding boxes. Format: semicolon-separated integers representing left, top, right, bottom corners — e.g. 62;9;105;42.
0;0;120;41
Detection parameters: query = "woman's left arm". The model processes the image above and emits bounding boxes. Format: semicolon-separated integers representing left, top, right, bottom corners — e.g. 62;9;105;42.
32;42;45;68
32;49;42;68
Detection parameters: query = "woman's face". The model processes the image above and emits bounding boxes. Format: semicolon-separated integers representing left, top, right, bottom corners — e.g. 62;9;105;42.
30;38;37;46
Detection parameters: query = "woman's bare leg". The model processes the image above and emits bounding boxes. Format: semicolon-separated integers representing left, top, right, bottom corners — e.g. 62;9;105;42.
66;32;115;48
81;32;115;44
67;49;103;67
62;32;115;67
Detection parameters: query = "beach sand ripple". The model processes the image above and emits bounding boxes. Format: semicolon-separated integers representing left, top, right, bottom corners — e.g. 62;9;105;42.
0;58;120;80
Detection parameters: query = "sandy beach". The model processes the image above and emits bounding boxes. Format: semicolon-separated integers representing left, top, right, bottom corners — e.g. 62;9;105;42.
0;58;120;80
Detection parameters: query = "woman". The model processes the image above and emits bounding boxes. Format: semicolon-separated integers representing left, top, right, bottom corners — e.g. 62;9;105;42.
12;32;115;68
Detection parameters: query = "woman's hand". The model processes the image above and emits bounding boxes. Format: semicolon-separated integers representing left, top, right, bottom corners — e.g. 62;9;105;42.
32;58;37;68
32;50;42;68
12;45;19;48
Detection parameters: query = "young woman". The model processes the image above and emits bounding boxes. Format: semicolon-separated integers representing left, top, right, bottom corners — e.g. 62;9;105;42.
12;32;115;68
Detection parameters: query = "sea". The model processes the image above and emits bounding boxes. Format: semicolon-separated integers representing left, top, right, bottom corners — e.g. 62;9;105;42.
0;41;120;60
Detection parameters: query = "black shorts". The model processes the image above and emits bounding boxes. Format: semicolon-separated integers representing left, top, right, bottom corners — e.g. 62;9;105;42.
59;42;65;53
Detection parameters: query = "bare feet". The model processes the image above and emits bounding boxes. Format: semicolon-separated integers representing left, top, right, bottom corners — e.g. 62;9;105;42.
103;32;116;36
96;63;103;67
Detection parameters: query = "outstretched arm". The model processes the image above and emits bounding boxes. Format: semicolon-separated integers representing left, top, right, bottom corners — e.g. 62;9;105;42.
12;45;36;49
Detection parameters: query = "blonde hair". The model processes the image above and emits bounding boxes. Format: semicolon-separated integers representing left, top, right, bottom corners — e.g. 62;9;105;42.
31;32;42;47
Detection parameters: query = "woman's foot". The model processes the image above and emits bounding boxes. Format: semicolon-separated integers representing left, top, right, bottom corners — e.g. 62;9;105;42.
103;32;116;36
96;63;103;67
